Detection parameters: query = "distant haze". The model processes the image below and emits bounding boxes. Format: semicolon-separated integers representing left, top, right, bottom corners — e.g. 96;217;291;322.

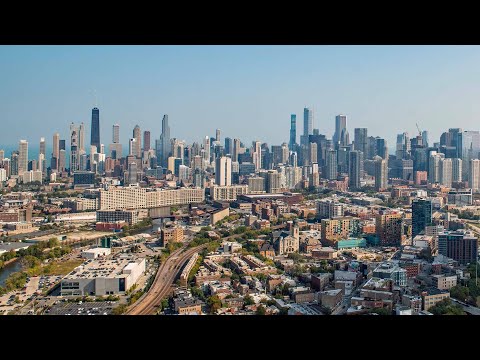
1;45;480;153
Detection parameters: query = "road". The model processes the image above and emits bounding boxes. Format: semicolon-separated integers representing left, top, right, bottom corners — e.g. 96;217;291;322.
3;228;57;242
450;298;480;315
127;244;208;315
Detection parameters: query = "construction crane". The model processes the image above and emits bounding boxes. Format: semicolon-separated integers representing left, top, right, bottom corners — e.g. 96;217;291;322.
416;123;422;137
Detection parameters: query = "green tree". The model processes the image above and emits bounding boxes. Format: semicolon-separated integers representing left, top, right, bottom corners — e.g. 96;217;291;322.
47;237;60;248
112;304;128;315
207;295;222;314
160;298;169;311
429;298;465;315
450;285;470;302
243;294;255;306
369;307;391;315
256;305;266;315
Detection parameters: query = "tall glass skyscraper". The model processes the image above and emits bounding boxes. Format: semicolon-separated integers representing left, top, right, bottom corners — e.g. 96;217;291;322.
91;107;100;151
289;114;296;151
334;114;347;146
303;107;313;138
412;198;432;237
457;131;480;180
159;114;171;167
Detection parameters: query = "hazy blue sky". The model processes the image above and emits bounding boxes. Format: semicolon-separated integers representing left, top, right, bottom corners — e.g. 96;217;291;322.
1;45;480;154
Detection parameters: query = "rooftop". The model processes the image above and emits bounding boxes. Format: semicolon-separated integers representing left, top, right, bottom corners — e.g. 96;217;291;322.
64;256;143;280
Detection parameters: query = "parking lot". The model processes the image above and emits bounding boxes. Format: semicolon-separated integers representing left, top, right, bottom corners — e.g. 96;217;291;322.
46;301;118;315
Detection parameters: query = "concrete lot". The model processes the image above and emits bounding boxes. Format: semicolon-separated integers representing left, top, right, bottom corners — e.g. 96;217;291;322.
46;301;117;315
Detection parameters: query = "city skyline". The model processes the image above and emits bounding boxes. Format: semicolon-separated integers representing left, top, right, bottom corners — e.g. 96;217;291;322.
3;46;480;148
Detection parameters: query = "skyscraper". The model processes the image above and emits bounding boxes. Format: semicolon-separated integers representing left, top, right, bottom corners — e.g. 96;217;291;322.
266;170;282;193
232;139;240;162
253;141;262;171
354;128;368;155
468;159;480;192
334;115;347;146
39;137;46;157
215;156;232;186
70;123;79;173
429;152;444;184
159;115;171;167
289;114;297;151
113;124;120;144
129;138;136;157
143;131;151;151
52;132;60;170
203;136;211;163
78;122;85;152
439;158;453;187
421;130;429;148
396;132;410;160
91;107;100;151
348;150;362;189
325;149;337;180
216;129;221;142
109;124;122;160
18;140;28;176
374;157;388;191
412;198;432;237
133;125;142;158
458;131;480;180
376;138;388;160
452;158;462;183
58;149;66;172
309;142;318;165
224;137;232;156
303;107;313;139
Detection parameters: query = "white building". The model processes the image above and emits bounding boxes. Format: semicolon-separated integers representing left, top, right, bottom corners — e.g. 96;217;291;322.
81;247;112;259
60;256;146;296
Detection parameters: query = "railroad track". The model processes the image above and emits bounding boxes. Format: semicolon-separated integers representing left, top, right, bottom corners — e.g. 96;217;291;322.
127;245;207;315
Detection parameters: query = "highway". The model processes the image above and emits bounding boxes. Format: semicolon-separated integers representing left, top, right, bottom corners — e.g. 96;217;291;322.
127;244;207;315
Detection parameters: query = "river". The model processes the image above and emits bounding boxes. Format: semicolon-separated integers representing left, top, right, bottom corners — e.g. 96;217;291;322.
0;260;23;287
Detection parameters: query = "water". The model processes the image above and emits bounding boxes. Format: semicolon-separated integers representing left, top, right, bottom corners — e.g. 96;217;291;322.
0;260;23;287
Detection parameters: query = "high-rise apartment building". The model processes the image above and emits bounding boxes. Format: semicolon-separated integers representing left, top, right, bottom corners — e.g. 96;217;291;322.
439;158;453;187
429;152;444;184
354;128;368;155
452;158;462;183
438;230;478;265
348;150;362;189
78;122;85;152
375;157;388;191
52;132;60;170
376;210;403;246
325;149;337;180
113;124;120;144
18;140;28;176
232;138;240;163
215;156;232;186
412;198;432;238
468;159;480;192
253;141;262;171
133;125;142;158
143;131;151;151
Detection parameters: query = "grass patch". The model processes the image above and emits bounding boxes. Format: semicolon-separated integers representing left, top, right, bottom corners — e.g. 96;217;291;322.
26;259;84;276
